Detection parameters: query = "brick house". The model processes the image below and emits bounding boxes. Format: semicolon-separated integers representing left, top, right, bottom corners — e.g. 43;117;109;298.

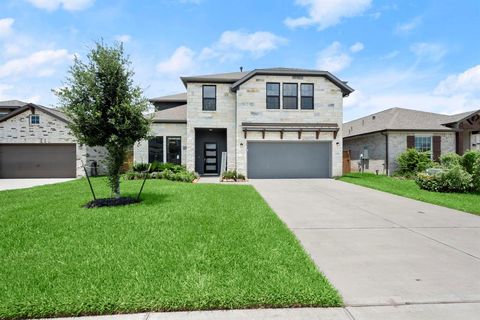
343;107;480;175
134;68;354;178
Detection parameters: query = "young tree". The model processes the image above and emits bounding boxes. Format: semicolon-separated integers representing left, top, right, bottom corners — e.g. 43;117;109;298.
56;42;150;198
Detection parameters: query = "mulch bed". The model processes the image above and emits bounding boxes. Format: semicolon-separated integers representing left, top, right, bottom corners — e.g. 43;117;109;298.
84;197;140;208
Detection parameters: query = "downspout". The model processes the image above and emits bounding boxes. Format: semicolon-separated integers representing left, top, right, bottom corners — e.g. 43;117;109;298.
234;87;237;173
381;131;389;175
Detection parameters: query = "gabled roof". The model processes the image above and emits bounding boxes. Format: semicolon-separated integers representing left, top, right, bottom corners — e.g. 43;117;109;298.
150;104;187;123
343;107;459;138
178;68;354;97
149;92;187;103
0;100;29;108
0;103;70;123
442;109;480;126
180;71;248;86
231;68;354;96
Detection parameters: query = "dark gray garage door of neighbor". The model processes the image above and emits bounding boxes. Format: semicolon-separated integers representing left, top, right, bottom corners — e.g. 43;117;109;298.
0;144;76;178
247;141;331;179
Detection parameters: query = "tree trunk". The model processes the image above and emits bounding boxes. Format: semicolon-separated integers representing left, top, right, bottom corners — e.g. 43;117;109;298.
106;145;125;199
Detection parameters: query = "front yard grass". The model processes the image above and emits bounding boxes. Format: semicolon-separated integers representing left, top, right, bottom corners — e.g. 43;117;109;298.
339;172;480;216
0;178;340;319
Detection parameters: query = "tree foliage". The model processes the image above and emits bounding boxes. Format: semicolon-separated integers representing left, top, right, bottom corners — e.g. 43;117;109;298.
56;41;150;197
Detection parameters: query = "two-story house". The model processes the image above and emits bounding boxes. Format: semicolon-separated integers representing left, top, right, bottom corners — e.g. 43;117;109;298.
134;68;354;179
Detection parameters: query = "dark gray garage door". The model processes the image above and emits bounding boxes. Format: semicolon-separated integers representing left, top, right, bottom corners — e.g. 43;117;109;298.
0;144;76;178
247;141;331;179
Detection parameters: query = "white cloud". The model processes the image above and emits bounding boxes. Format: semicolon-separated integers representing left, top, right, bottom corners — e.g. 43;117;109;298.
156;30;286;78
343;64;480;121
27;0;94;11
0;18;14;38
395;17;422;34
381;50;399;60
115;34;131;43
434;65;480;98
156;46;195;74
199;30;287;62
410;42;447;63
316;41;363;73
0;49;74;78
285;0;372;30
350;42;364;53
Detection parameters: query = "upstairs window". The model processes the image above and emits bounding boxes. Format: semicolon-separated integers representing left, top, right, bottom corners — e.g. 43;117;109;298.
283;83;298;109
202;85;216;111
30;114;40;124
266;82;280;109
301;83;314;109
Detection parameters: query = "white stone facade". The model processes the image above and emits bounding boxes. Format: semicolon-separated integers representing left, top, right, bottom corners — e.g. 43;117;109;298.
134;73;346;177
134;122;187;165
0;108;107;176
235;75;343;177
186;82;236;172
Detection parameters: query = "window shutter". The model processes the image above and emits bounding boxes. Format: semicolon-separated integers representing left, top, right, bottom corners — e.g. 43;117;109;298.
406;136;415;149
432;136;441;161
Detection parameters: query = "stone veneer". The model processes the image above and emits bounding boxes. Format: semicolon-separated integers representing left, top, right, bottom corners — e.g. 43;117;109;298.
134;122;187;165
0;108;107;177
235;75;344;177
388;131;455;173
136;74;345;177
344;131;456;174
186;82;237;172
344;132;387;174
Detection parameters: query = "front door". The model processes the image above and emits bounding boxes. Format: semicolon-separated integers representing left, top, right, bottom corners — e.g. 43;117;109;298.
204;142;218;174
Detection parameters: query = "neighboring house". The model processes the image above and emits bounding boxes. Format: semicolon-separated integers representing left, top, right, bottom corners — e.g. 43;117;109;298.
0;100;28;119
0;103;107;178
343;107;480;175
134;68;354;178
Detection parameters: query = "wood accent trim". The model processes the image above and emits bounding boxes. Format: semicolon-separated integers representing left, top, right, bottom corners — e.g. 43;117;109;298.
407;135;415;149
432;136;441;161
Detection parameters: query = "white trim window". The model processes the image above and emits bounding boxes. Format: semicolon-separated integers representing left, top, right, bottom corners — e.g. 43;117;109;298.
415;136;432;153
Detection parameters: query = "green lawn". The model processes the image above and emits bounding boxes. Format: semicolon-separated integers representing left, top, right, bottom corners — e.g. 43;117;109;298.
0;178;340;319
339;172;480;215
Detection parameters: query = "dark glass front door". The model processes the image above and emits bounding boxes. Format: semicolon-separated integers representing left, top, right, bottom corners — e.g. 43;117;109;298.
167;137;181;165
204;142;217;173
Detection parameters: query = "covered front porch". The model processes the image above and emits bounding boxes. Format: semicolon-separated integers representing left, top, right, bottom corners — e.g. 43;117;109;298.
443;110;480;154
194;128;227;175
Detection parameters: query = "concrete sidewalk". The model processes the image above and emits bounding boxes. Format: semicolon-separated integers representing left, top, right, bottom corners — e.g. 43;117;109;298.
251;179;480;307
0;178;75;191
44;303;480;320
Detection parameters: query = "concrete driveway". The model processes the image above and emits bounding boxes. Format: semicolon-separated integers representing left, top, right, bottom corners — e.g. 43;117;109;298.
251;179;480;308
0;178;75;191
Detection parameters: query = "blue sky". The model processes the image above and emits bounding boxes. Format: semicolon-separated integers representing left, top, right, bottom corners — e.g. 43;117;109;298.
0;0;479;120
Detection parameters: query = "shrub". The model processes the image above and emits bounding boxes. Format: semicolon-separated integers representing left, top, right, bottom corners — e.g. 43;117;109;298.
149;161;163;173
396;149;433;177
462;150;480;174
222;170;246;181
472;157;480;192
415;172;441;192
416;165;472;193
440;152;463;169
132;162;149;172
222;170;237;180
